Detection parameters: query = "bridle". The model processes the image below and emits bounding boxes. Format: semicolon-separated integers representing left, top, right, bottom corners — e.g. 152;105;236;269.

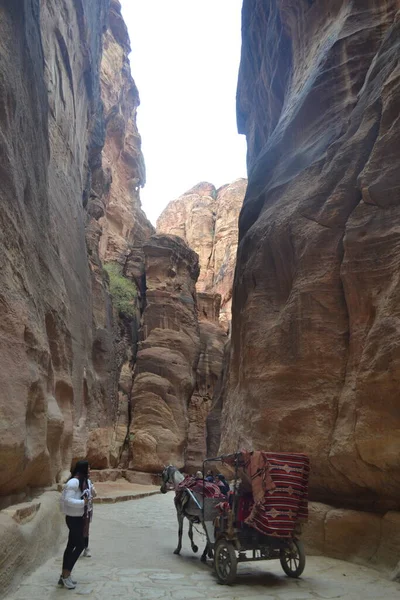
160;465;175;493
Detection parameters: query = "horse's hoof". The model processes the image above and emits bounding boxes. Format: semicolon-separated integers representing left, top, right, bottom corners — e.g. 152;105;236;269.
208;550;213;559
192;545;198;553
173;549;181;555
200;555;207;563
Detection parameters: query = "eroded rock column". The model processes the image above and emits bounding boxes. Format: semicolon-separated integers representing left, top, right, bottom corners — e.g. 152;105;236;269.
128;234;201;471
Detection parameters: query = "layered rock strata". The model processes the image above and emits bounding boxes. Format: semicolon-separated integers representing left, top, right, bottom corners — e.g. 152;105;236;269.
0;0;114;499
86;0;154;469
220;0;400;570
157;179;247;329
185;293;227;472
99;0;154;264
303;501;400;574
206;339;231;459
128;234;201;471
0;0;155;498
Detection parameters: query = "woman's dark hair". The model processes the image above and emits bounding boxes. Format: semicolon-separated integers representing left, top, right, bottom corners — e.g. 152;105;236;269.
71;460;89;491
217;473;227;482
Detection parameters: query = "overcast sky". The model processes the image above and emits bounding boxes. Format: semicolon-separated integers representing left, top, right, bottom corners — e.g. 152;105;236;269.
120;0;247;225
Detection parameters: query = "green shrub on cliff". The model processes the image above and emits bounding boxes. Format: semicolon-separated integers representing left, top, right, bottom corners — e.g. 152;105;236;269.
104;262;137;318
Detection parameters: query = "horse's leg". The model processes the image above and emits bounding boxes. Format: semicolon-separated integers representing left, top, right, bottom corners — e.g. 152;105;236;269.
201;542;208;563
174;511;183;555
200;520;214;562
188;521;198;553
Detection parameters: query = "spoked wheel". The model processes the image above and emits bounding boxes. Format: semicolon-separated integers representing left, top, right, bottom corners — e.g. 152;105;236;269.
214;539;238;585
280;539;306;578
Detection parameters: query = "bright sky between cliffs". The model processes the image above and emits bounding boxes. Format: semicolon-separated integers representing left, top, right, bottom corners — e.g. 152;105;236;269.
120;0;247;225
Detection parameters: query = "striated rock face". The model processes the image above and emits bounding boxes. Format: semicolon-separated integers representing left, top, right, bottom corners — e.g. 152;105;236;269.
124;238;227;473
0;0;224;498
185;293;227;472
222;0;400;516
211;180;248;327
0;0;153;498
0;0;114;497
99;0;154;264
86;0;154;469
156;182;236;467
157;183;216;289
128;234;201;472
157;179;247;329
206;339;231;459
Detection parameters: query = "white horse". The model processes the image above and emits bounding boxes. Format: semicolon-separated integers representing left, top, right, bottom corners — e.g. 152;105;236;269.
160;466;211;562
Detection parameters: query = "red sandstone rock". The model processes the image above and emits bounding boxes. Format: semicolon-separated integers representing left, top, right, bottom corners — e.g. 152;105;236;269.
0;0;153;496
212;180;248;327
197;293;221;324
303;502;400;572
99;0;154;264
0;0;114;497
221;0;400;513
156;182;241;466
86;0;155;470
207;339;231;458
185;311;227;472
157;179;247;329
128;235;201;471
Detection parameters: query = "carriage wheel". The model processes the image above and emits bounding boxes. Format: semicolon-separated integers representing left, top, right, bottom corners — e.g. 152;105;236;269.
214;539;237;585
280;539;306;578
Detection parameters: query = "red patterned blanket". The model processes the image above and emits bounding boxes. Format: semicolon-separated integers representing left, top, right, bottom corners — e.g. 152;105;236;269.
175;475;225;505
225;451;310;538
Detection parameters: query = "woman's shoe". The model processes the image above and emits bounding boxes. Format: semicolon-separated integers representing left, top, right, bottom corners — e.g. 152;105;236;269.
58;576;77;588
82;548;91;557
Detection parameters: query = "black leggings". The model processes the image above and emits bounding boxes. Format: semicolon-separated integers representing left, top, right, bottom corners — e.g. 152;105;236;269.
62;516;85;572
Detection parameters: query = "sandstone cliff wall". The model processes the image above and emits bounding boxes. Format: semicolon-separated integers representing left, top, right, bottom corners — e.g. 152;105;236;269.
0;0;155;499
185;293;227;472
157;179;247;329
127;236;227;474
220;0;400;571
0;0;115;500
206;339;231;459
128;234;201;471
99;0;154;264
0;0;224;500
85;0;154;470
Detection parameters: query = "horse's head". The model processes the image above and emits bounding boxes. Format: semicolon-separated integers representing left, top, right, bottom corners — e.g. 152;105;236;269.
160;465;174;494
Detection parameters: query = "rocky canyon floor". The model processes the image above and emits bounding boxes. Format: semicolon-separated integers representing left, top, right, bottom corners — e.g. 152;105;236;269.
4;494;400;600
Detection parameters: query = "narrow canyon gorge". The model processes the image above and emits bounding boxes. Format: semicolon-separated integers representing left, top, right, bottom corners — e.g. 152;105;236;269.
0;0;399;593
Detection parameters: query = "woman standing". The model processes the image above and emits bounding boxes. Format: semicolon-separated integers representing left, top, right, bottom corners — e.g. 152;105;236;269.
59;460;90;589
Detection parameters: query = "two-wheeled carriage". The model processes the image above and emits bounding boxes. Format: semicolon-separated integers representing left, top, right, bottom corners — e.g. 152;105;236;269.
201;451;310;585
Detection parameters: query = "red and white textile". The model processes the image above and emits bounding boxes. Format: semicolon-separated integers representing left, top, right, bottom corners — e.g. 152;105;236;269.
174;475;225;506
225;451;310;538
